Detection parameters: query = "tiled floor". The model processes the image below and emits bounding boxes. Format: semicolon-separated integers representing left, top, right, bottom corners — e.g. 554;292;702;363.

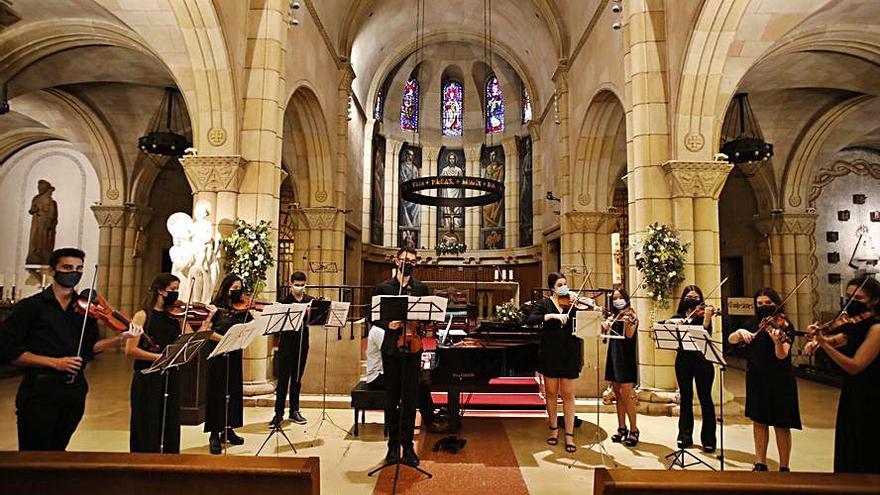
0;350;840;494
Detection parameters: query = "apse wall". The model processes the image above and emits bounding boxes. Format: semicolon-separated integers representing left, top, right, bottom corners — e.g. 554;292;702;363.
0;141;100;298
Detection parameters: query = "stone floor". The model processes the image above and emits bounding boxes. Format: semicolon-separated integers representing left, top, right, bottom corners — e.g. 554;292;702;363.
0;350;840;494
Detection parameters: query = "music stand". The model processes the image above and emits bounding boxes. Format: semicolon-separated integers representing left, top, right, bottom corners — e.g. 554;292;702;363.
368;295;447;494
653;322;716;470
142;331;213;454
691;329;728;471
310;299;352;438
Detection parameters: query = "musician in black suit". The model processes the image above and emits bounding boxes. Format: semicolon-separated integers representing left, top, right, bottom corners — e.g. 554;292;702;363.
372;246;428;467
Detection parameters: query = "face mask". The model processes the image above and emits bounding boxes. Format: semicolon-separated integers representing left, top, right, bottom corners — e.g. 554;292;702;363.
292;285;305;294
54;270;82;288
756;304;777;318
612;299;627;310
683;298;701;310
400;262;415;277
163;291;179;306
845;299;870;315
229;289;243;302
555;285;570;297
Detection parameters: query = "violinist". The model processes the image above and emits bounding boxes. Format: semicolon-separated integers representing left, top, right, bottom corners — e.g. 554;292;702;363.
201;274;250;454
126;273;215;453
0;248;143;451
671;285;716;452
271;271;313;427
804;276;880;474
526;272;582;453
602;288;640;447
372;246;429;468
728;288;800;472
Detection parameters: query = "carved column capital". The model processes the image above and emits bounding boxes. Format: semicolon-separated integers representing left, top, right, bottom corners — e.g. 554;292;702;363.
292;207;340;230
564;211;618;234
663;161;733;199
780;213;817;235
179;155;247;193
91;205;128;228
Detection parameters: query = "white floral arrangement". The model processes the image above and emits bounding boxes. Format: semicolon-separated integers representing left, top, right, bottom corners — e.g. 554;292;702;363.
435;239;467;256
494;300;524;323
633;223;688;308
222;219;275;294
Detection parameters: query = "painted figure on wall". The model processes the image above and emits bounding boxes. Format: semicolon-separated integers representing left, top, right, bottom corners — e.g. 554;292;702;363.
26;179;58;266
370;134;386;246
518;136;534;247
438;148;465;231
398;145;422;248
482;147;505;229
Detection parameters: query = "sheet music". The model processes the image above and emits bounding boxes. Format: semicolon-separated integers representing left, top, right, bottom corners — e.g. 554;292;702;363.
326;301;351;328
370;295;449;322
209;320;263;359
260;302;310;335
652;322;701;351
141;331;212;374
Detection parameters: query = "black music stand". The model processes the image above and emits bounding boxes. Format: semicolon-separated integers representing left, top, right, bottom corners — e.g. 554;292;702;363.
653;322;716;470
368;295;440;495
142;331;213;454
309;299;352;438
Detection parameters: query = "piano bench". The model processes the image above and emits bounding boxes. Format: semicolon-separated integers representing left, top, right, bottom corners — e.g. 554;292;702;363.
351;381;387;437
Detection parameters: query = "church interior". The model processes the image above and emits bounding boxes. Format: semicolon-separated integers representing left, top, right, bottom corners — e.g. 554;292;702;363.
1;0;880;494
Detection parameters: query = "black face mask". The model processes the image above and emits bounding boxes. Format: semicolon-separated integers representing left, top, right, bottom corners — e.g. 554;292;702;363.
845;299;870;315
229;289;243;302
756;304;777;318
163;291;179;306
683;299;701;310
400;262;415;277
54;270;83;288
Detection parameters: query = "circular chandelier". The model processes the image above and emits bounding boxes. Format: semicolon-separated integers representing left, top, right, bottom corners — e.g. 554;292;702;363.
720;93;773;177
400;176;504;208
138;87;191;158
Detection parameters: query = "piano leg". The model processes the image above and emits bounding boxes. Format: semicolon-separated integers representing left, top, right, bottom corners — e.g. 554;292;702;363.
449;386;462;433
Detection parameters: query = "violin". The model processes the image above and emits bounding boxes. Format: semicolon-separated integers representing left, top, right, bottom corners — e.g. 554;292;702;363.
166;301;213;322
397;320;425;353
814;310;874;334
77;289;160;351
231;295;273;312
756;312;792;344
558;292;602;312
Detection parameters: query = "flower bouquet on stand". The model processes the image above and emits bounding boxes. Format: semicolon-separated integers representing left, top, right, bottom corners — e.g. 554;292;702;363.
221;219;275;294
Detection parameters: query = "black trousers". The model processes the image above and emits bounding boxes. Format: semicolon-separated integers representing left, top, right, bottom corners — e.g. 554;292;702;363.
675;351;716;446
275;328;309;415
16;375;88;451
382;351;422;449
369;373;434;423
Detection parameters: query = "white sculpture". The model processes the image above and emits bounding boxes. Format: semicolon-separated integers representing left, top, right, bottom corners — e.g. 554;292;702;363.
167;212;195;299
189;201;220;302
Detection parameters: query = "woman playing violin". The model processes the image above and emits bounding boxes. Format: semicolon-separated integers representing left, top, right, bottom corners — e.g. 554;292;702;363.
201;274;250;454
671;286;716;452
728;288;800;472
804;276;880;474
526;272;583;453
602;288;640;447
125;273;215;453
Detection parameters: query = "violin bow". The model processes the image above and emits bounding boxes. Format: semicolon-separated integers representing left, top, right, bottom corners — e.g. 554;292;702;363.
70;265;99;383
684;277;729;321
821;275;871;327
606;278;647;326
566;259;594;317
180;271;200;332
752;275;809;340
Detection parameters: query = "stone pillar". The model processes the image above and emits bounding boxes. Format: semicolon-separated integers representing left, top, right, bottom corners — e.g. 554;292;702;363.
502;137;519;250
464;145;482;249
422;146;440;249
386;139;401;247
121;206;151;312
561;211;618;292
91;204;151;313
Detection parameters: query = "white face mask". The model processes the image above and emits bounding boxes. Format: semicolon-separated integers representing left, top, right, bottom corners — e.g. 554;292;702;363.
555;285;570;297
612;299;627;310
292;285;306;294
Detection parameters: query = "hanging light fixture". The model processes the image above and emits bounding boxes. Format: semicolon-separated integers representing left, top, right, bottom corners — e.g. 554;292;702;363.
720;93;773;177
138;87;191;158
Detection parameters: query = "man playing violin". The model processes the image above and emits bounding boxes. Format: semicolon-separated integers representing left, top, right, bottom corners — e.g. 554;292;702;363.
0;248;143;451
271;271;313;427
372;246;429;468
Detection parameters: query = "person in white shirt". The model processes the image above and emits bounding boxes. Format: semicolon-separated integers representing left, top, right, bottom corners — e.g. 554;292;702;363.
365;325;385;389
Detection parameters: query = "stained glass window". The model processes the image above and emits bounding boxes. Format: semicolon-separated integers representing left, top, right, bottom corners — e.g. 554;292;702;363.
486;75;504;134
400;77;420;132
374;89;384;121
522;85;532;124
441;81;463;137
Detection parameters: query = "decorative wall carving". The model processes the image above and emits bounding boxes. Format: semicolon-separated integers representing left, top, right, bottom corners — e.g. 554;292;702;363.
179;155;246;193
564;211;618;234
663;161;733;199
292;207;339;230
808;158;880;207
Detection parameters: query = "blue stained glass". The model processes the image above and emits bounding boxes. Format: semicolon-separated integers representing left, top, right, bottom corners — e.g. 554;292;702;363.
522;85;532;123
486;76;505;134
400;77;419;132
441;81;463;137
375;89;384;120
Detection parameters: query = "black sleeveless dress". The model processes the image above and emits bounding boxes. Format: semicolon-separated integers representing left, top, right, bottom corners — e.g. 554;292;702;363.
130;309;182;453
744;318;801;429
605;316;638;384
526;298;582;379
204;307;248;433
834;317;880;474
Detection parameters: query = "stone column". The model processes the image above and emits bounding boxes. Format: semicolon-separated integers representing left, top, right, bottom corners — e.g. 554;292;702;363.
91;204;151;313
422;145;440;249
121;206;151;312
502;137;519;250
464;144;482;249
386;139;401;247
290;207;345;296
561;211;618;292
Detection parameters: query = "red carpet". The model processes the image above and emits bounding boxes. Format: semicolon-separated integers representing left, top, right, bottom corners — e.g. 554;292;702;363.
371;418;530;495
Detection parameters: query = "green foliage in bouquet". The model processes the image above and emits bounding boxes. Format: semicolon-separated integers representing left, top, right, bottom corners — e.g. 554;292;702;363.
633;223;689;307
221;219;275;294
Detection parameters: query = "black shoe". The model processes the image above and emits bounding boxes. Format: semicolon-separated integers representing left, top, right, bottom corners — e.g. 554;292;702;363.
611;427;628;443
269;414;284;428
677;434;693;449
385;446;400;463
702;444;716;454
752;463;768;472
401;445;420;467
225;429;245;446
289;410;307;425
209;433;221;455
780;466;791;472
624;429;640;447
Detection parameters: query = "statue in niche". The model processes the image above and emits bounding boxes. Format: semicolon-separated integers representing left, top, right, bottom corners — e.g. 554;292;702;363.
439;150;464;229
26;179;58;266
482;148;505;229
398;147;421;229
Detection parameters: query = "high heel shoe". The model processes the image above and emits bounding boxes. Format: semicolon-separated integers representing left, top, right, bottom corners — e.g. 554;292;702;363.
624;429;640;447
546;426;559;446
564;432;577;453
611;427;628;443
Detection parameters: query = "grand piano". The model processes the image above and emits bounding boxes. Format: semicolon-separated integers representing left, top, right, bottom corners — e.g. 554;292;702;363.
429;319;541;432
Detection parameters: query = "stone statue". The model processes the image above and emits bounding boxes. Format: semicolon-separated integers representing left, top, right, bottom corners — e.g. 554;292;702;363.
399;148;421;229
482;149;504;229
167;212;195;298
440;151;464;229
26;179;58;265
189;201;220;303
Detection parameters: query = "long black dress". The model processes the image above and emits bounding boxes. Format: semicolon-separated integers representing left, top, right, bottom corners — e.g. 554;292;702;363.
526;298;582;379
130;310;182;453
605;313;638;384
744;319;801;429
204;307;248;433
834;317;880;474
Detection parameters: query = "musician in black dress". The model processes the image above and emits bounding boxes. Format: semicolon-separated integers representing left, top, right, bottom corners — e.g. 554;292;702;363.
126;273;215;453
372;246;429;468
526;272;581;453
671;285;717;452
202;274;249;454
728;288;800;472
271;271;313;427
602;288;640;446
805;276;880;474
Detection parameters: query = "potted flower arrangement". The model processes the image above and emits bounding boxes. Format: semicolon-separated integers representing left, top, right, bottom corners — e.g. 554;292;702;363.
494;300;524;324
633;223;688;308
221;219;275;294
